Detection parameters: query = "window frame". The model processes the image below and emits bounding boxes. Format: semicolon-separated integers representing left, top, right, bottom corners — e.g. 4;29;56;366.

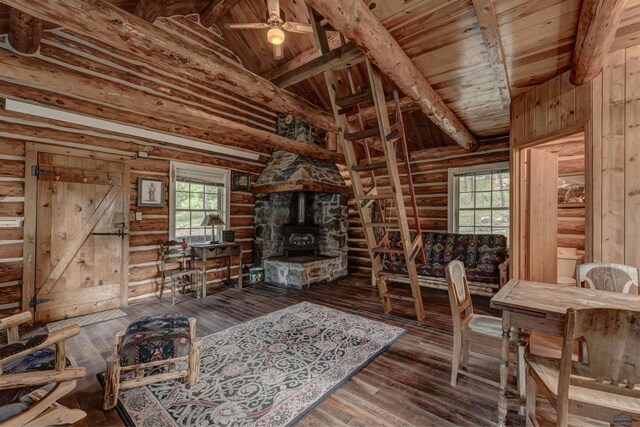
447;161;510;237
169;162;230;243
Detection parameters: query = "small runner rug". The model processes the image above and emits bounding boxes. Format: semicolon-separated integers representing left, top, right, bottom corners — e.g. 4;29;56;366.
44;308;128;332
101;301;405;427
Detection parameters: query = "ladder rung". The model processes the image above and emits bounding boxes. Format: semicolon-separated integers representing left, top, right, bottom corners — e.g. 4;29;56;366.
344;127;379;141
365;222;399;228
373;247;404;254
382;292;415;302
335;89;373;109
356;193;394;201
351;162;387;172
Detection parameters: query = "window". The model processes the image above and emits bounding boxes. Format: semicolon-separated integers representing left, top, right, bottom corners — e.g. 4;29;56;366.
170;163;229;243
449;162;510;239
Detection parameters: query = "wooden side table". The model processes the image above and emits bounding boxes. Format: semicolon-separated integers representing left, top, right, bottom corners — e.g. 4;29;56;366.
190;242;243;297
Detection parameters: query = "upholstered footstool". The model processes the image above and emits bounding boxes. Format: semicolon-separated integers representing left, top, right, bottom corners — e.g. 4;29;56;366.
102;314;202;410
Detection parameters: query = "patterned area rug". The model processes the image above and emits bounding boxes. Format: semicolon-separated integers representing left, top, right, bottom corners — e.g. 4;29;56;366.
106;302;405;426
44;309;128;332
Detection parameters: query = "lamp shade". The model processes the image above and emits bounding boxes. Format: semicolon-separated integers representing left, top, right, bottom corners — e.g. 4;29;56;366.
267;27;285;45
201;213;225;226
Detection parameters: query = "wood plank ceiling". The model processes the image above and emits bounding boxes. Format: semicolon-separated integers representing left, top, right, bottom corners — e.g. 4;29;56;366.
1;0;640;151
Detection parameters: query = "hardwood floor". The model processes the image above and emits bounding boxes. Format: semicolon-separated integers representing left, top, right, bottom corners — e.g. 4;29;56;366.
55;275;532;426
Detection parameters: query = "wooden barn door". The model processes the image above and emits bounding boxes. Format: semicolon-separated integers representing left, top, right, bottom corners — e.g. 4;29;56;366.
526;149;559;283
25;145;129;322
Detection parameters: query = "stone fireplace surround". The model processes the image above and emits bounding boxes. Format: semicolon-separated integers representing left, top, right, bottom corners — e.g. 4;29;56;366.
253;115;349;288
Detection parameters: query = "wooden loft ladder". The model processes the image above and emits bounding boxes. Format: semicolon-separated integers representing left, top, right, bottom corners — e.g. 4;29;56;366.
308;7;426;321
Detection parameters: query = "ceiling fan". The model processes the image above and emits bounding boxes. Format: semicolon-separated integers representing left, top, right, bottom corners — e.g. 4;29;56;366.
225;0;314;60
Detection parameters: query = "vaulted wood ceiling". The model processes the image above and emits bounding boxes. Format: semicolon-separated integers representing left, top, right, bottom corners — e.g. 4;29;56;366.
1;0;640;151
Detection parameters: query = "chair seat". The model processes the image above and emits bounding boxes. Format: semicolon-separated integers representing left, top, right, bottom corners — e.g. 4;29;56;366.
0;334;48;360
120;314;191;366
526;353;640;414
465;314;502;338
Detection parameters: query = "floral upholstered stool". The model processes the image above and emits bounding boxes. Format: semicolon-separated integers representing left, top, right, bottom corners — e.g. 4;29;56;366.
102;314;202;410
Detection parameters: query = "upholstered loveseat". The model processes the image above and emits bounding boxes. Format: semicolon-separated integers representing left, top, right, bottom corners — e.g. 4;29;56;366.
382;231;509;296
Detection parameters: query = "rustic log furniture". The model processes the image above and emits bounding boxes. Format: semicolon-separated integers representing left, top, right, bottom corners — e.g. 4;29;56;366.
159;240;201;305
102;314;202;410
445;261;518;387
576;263;639;294
525;307;640;426
190;242;244;297
0;311;87;426
491;279;640;426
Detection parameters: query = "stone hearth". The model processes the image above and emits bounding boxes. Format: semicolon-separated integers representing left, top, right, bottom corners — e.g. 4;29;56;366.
253;114;349;289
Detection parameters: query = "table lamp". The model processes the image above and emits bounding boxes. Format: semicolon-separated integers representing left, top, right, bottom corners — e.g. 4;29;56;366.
201;213;225;244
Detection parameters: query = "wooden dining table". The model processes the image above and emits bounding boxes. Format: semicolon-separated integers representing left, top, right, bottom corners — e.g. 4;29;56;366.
490;279;640;426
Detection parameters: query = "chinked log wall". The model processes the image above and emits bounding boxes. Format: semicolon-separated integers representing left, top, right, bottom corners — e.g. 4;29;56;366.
510;44;640;269
344;142;510;275
0;15;269;318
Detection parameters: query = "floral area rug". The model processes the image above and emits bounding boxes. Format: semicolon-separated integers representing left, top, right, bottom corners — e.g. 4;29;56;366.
105;301;405;427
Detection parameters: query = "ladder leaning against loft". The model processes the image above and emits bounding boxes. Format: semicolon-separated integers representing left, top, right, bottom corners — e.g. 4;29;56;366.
308;7;427;321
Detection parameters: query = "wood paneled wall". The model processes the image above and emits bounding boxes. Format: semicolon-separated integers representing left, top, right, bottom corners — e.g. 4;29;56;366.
345;142;510;275
510;43;640;268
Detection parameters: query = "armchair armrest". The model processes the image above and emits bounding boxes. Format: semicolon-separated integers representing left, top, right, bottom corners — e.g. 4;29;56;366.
0;324;80;367
499;253;510;288
0;312;32;343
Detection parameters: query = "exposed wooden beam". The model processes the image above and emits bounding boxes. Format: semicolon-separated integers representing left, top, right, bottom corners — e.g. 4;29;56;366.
352;97;419;126
471;0;510;109
0;49;344;164
260;33;341;81
2;0;337;133
571;0;627;85
272;43;364;88
305;0;477;151
132;0;171;23
8;8;43;54
199;0;242;28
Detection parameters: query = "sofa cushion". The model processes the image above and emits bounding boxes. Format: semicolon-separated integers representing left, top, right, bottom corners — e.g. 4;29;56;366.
424;232;447;267
0;348;57;414
475;234;508;273
444;234;477;268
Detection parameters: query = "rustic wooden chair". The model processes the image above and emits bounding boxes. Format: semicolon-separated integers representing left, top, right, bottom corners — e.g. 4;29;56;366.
103;314;202;410
445;260;519;386
525;307;640;426
159;240;201;304
0;312;86;426
576;263;639;294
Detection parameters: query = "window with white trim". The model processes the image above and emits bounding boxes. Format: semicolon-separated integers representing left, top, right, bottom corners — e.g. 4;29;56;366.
449;162;510;239
170;164;229;243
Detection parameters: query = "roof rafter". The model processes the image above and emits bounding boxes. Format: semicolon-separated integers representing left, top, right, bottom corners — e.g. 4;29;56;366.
305;0;477;151
8;8;43;54
132;0;171;23
571;0;627;85
199;0;243;28
471;0;511;109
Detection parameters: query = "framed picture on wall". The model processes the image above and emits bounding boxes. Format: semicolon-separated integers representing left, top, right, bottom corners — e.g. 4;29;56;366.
231;171;251;191
558;175;585;206
137;177;165;207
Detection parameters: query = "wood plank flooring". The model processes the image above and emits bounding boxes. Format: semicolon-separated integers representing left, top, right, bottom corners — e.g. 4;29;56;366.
49;275;549;426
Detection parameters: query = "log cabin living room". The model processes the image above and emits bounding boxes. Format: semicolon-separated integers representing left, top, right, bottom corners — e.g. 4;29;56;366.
0;0;639;426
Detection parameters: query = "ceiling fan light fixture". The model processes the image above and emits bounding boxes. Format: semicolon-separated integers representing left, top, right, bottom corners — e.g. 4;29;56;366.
267;27;285;45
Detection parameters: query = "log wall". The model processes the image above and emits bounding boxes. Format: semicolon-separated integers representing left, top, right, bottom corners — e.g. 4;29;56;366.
344;142;510;275
510;43;640;268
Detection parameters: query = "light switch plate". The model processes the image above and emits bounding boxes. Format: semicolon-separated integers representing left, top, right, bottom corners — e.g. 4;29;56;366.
135;212;143;221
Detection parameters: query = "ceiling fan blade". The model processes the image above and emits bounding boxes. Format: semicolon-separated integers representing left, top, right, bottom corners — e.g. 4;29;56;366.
273;43;284;60
267;0;280;17
282;22;314;34
225;23;269;30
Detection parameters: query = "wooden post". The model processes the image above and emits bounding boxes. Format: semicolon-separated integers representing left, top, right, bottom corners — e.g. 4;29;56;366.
188;338;202;386
103;356;121;411
8;8;43;55
55;341;65;371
